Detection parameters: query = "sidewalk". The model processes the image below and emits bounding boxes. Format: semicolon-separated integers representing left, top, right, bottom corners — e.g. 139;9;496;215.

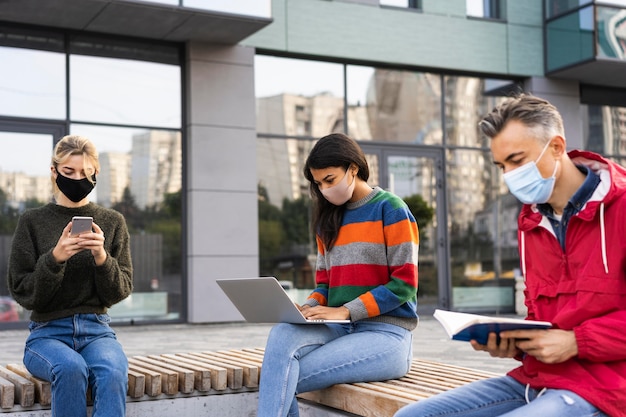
0;315;519;375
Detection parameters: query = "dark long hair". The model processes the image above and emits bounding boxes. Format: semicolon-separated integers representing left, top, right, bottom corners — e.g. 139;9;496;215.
304;133;369;250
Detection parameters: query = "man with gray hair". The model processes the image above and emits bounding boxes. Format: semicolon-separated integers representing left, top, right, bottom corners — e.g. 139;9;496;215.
394;94;626;417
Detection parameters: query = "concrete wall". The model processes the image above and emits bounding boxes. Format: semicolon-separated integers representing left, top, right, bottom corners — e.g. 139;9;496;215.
185;43;259;323
6;395;353;417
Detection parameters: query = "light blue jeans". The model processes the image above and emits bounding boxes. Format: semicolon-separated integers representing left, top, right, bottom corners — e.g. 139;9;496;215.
23;313;128;417
393;375;608;417
257;321;413;417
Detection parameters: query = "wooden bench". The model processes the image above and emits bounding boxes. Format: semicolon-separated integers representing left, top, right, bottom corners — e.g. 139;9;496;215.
0;348;500;416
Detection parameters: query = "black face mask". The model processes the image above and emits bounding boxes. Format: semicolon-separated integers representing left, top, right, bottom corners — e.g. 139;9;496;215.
55;171;96;203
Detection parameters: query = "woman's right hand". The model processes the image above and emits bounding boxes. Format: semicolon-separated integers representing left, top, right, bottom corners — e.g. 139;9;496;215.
52;222;86;263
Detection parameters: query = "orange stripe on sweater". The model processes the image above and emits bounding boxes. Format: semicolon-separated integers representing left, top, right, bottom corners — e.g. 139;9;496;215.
308;292;327;306
359;292;381;317
385;219;419;246
335;221;384;246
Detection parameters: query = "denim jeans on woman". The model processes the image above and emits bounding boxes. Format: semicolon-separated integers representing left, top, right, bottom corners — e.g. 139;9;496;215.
23;313;128;417
257;320;413;417
393;375;608;417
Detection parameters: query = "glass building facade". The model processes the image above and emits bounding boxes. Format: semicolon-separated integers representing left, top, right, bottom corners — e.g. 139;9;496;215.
1;0;626;328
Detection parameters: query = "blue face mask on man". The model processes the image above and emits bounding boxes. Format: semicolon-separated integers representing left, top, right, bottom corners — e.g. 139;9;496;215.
503;139;559;204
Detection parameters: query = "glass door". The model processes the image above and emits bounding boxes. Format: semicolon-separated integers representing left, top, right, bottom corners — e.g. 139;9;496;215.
361;144;449;315
0;121;65;329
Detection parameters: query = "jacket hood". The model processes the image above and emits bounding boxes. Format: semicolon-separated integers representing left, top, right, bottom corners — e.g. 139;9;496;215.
519;150;626;230
518;150;626;276
568;149;626;204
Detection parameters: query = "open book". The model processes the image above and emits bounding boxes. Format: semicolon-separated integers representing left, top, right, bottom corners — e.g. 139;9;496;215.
434;309;552;345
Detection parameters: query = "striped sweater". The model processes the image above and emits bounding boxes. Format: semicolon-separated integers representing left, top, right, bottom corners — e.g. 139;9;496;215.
305;187;419;330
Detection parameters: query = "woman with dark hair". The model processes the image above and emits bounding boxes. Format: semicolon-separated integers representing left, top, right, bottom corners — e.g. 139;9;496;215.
257;133;419;417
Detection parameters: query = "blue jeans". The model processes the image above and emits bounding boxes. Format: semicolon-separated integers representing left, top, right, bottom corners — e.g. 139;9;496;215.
393;375;608;417
23;314;128;417
257;321;413;417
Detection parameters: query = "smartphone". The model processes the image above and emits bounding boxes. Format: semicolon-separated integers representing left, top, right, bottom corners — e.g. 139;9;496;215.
70;216;93;236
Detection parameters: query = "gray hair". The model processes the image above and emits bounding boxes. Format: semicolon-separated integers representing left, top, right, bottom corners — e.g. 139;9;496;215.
478;94;564;144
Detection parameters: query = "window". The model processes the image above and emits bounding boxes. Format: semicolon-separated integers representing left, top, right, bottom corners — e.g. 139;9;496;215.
255;54;519;313
0;25;184;325
255;55;345;136
467;0;505;20
70;55;181;128
444;76;520;147
347;65;442;143
0;47;66;120
380;0;421;9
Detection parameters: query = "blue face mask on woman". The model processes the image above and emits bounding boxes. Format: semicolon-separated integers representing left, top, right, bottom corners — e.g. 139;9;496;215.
502;139;559;204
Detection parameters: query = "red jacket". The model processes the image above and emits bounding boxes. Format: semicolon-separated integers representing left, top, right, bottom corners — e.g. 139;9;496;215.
508;150;626;417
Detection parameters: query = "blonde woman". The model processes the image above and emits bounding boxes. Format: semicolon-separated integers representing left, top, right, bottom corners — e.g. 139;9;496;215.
8;135;133;417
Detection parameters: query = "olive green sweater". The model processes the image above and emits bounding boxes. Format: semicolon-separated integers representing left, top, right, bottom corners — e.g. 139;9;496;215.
8;203;133;322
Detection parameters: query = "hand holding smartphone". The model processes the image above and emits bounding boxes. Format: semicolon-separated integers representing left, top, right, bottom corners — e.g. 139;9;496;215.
70;216;93;237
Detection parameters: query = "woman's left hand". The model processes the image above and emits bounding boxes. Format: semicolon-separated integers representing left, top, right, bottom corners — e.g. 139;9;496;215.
301;305;350;321
76;222;107;266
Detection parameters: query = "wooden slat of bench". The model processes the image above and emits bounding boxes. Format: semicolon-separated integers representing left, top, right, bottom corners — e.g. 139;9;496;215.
299;358;499;417
221;349;264;366
299;382;415;417
133;356;195;394
6;364;51;406
151;355;212;392
128;358;178;395
202;352;257;388
183;352;244;389
0;375;15;409
385;377;449;397
238;348;266;365
128;363;162;397
206;351;260;387
127;369;146;399
0;366;34;407
351;380;431;401
412;359;501;378
170;354;228;390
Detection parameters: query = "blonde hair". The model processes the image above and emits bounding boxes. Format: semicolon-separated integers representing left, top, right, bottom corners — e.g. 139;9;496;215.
51;135;99;193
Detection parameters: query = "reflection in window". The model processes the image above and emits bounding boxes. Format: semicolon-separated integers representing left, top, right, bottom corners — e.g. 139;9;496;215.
0;25;183;326
0;47;65;120
581;104;626;156
255;56;345;136
70;124;183;322
0;132;54;321
467;0;505;19
545;0;594;19
444;76;516;148
447;149;519;311
347;66;442;143
257;137;316;296
380;0;421;9
597;6;626;59
70;55;181;128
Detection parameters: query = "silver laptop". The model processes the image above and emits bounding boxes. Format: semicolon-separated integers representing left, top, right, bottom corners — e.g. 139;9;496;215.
216;277;350;324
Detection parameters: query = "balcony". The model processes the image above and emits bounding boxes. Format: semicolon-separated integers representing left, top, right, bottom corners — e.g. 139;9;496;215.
0;0;272;44
546;3;626;88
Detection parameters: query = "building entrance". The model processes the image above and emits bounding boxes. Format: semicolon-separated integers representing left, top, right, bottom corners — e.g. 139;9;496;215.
360;144;449;315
